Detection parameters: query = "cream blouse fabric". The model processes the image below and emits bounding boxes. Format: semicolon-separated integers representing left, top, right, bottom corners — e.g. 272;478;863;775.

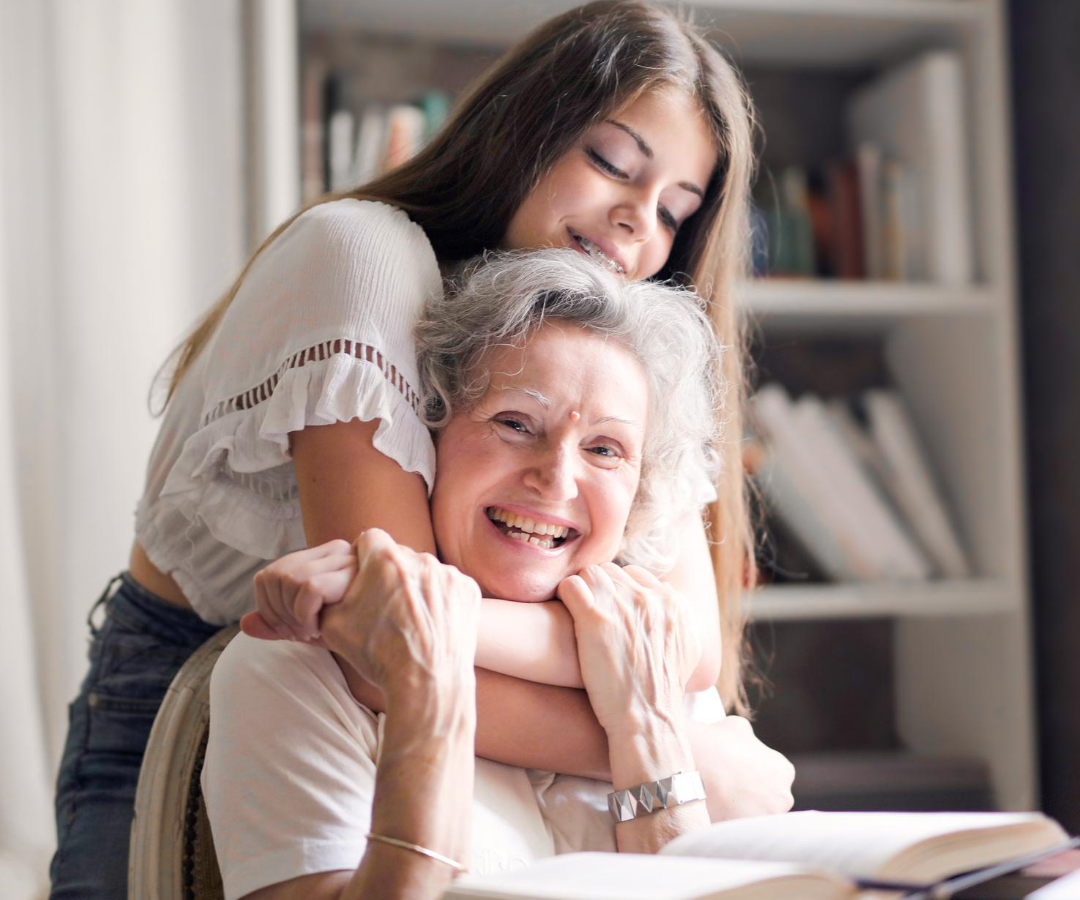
204;634;726;900
135;200;440;624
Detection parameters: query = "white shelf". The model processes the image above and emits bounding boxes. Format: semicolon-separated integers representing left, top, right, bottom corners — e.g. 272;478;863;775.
273;0;1034;813
741;280;994;331
300;0;980;68
747;579;1015;621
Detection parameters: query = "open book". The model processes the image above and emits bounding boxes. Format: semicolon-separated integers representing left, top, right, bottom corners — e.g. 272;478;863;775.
445;811;1069;900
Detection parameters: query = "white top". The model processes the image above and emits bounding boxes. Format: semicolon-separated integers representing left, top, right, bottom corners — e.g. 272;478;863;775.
135;200;441;624
203;634;726;900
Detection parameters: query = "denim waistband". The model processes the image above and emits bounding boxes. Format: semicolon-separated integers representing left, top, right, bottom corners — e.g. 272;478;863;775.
90;571;222;645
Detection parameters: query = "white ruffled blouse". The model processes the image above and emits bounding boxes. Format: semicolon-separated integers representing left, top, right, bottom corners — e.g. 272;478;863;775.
135;199;439;624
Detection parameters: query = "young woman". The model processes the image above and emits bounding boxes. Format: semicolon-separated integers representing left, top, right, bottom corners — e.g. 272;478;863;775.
50;3;767;897
204;250;789;900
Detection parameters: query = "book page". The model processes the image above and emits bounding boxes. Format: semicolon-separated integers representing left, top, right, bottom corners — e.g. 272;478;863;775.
661;811;1062;880
446;852;851;900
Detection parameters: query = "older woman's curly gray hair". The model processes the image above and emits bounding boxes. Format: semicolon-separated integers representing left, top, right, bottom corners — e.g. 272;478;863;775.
414;249;723;574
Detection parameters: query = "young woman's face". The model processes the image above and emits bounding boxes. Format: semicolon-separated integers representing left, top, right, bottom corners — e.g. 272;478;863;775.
430;322;649;602
501;88;717;282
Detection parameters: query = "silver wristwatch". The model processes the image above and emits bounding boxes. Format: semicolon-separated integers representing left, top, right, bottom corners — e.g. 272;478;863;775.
607;771;707;823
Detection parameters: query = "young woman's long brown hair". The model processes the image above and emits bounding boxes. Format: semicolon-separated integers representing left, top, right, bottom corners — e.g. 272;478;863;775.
164;0;759;713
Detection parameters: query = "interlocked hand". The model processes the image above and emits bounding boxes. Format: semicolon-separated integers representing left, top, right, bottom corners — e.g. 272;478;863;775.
557;562;702;738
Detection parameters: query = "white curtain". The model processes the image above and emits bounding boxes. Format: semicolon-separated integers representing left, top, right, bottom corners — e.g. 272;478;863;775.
0;1;246;895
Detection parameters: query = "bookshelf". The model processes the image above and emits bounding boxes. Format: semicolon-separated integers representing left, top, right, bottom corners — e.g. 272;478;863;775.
249;0;1034;813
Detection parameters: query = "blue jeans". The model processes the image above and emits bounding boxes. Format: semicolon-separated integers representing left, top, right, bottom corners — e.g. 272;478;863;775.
49;572;222;900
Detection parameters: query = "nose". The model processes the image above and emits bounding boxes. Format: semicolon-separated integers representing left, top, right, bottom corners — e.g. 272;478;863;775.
522;442;580;503
611;188;658;242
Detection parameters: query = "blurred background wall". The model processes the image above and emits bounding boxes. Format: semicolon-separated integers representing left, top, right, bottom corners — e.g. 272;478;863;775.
0;0;244;893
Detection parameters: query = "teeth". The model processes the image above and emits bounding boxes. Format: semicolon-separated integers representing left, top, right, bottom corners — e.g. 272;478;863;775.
575;235;625;275
486;507;571;543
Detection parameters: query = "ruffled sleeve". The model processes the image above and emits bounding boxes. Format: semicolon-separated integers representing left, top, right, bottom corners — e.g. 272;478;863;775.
140;200;439;602
200;198;437;480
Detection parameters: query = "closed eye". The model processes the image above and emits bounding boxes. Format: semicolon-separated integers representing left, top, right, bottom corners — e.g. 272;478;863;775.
588;150;680;234
587;148;627;179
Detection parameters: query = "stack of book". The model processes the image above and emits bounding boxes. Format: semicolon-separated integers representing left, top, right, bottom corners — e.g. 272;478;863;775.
754;50;972;284
750;383;970;584
301;63;451;200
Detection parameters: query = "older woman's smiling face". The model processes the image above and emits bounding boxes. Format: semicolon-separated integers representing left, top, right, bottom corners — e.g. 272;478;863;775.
430;321;649;602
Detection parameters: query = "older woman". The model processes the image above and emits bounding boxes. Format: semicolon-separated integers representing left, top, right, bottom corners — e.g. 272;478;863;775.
202;251;793;900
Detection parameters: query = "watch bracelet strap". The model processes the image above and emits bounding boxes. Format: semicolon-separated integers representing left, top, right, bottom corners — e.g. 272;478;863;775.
607;770;707;823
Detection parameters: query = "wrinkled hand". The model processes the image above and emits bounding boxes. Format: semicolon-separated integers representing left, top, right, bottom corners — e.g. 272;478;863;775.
689;717;796;821
318;529;481;705
556;563;701;738
241;539;357;643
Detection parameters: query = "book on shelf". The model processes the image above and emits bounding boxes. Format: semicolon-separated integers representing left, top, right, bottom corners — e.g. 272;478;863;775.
301;58;328;202
756;451;856;582
751;385;880;581
446;811;1070;900
861;390;971;578
780;166;816;276
383;103;427;171
756;150;920;282
753;50;966;284
751;383;970;584
824;158;864;280
854;143;882;280
353;105;386;185
793;394;930;580
846;50;972;285
756;165;818;278
328;108;355;191
299;61;452;199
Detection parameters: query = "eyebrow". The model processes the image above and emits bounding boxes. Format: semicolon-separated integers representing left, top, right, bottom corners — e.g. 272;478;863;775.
498;387;640;429
506;387;550;407
595;415;643;430
607;120;705;199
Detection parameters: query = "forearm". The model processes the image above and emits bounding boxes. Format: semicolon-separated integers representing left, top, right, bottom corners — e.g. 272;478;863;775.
345;662;611;780
342;691;476;900
475;593;718;692
475;598;583;687
664;512;724;692
684;717;796;823
608;718;709;854
475;667;611;779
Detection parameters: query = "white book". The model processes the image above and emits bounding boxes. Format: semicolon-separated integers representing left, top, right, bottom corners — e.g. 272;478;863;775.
328;109;355;191
823;399;884;480
352;105;387;185
447;811;1069;900
794;395;931;581
756;452;858;582
751;385;880;580
880;159;907;281
864;390;972;578
823;400;921;542
847;51;972;285
854;142;882;280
